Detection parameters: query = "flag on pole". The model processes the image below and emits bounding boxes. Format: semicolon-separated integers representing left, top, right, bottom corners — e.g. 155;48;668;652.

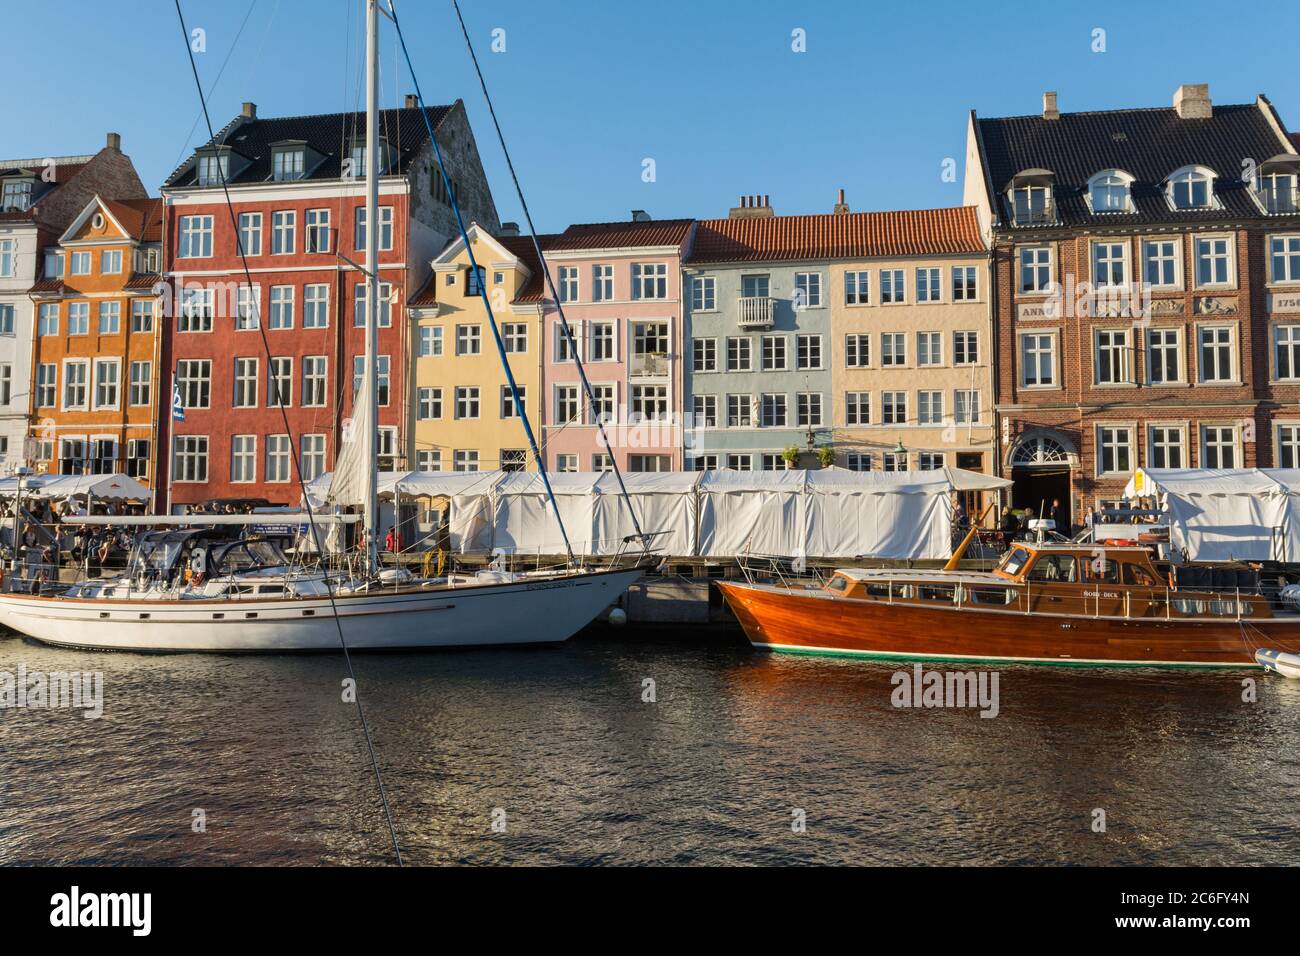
172;375;185;422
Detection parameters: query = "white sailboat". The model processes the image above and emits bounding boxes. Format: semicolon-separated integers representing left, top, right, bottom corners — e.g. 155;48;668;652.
0;1;648;652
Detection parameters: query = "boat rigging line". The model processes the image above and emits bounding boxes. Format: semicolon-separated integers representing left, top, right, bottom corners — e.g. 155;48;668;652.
171;0;403;866
443;0;649;550
388;0;650;559
385;0;575;564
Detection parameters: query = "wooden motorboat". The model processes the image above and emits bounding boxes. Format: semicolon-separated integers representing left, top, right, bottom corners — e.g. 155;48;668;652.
718;541;1300;668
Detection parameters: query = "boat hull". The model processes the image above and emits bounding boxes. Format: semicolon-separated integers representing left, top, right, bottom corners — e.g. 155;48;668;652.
717;581;1300;668
0;568;642;653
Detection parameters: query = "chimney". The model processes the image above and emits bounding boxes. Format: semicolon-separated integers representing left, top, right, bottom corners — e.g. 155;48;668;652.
499;221;520;237
405;94;419;109
832;188;849;214
241;101;257;119
728;193;775;219
1042;91;1059;120
631;210;651;222
1173;83;1212;119
105;132;121;151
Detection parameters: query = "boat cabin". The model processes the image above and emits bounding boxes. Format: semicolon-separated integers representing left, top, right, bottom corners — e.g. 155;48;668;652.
821;543;1273;621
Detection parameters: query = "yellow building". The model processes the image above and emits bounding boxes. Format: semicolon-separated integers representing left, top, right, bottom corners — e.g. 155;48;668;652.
408;225;547;472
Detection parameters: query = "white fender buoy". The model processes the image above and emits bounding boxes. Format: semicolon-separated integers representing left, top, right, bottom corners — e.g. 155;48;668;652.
1256;648;1300;679
608;607;627;628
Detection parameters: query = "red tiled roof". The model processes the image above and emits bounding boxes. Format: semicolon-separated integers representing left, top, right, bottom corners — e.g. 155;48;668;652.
687;207;985;263
104;197;164;242
408;274;438;308
125;272;162;291
547;218;693;253
27;278;69;296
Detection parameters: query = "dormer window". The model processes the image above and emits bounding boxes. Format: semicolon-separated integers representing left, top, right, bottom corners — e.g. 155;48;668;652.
1007;169;1056;226
348;138;388;178
196;152;229;187
272;147;306;181
1254;156;1300;215
1088;170;1134;213
1;179;32;212
1167;166;1216;210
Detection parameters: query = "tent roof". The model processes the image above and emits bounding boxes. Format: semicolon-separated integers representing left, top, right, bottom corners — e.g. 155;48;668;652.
0;473;151;501
1125;467;1295;498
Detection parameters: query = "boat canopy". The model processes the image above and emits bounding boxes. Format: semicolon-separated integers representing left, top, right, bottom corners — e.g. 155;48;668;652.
1124;467;1300;562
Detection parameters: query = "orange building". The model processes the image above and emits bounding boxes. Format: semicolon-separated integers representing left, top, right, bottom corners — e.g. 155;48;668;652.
27;194;163;495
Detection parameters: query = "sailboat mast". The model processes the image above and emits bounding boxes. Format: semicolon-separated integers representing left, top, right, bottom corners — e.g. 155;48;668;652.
361;0;380;573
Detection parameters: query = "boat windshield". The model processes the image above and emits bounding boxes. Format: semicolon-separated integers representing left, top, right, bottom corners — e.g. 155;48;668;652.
128;537;184;577
1000;547;1032;576
213;539;288;574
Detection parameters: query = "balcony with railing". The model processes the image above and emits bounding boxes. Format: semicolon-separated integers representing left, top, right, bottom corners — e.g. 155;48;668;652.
737;295;777;328
630;351;670;378
1257;181;1300;215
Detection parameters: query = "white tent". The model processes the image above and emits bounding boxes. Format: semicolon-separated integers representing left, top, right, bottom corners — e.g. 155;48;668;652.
303;467;1008;560
803;469;954;559
0;473;151;502
491;472;601;556
593;471;699;556
1123;467;1300;561
697;470;807;557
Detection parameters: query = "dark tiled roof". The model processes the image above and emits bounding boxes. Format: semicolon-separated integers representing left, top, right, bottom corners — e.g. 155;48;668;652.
0;159;91;221
104;197;164;242
1292;132;1300;152
164;105;455;188
688;207;985;264
976;102;1297;228
547;218;693;252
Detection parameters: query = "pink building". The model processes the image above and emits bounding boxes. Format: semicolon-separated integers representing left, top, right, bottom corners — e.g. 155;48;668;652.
538;216;693;473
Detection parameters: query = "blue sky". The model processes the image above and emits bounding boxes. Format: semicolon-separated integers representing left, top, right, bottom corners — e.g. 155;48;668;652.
4;0;1299;231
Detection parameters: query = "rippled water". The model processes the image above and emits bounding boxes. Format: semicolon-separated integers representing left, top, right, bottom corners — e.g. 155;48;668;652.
2;625;1297;865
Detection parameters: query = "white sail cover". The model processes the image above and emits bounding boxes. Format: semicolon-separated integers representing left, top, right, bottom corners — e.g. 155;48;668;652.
325;373;374;508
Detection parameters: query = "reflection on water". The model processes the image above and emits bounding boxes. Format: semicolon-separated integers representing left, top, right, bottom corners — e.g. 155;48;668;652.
1;627;1297;865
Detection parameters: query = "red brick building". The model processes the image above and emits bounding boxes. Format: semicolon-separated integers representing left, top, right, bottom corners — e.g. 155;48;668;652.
158;100;498;510
964;84;1300;525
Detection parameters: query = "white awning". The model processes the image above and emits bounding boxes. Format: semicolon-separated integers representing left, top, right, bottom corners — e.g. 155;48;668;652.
0;473;152;501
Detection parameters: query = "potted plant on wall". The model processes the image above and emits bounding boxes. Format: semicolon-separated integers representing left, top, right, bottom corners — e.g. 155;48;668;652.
781;446;801;470
817;446;835;469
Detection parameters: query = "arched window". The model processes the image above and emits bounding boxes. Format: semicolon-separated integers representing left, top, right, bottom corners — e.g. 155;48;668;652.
1011;435;1071;465
1088;170;1134;213
1167;166;1217;210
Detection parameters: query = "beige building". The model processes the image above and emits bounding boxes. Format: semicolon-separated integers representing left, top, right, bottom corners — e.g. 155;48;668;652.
826;208;993;488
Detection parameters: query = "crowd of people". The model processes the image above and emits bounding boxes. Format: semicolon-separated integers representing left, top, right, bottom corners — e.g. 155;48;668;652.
0;496;147;592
